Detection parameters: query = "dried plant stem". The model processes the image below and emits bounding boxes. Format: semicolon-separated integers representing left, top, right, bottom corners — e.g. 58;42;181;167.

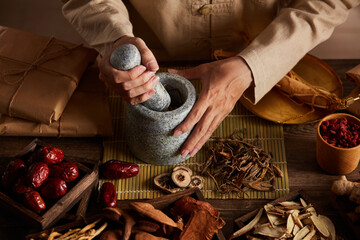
200;131;283;194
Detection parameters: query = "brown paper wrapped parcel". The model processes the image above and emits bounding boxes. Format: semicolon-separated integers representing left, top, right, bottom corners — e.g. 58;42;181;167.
0;65;113;137
0;26;98;124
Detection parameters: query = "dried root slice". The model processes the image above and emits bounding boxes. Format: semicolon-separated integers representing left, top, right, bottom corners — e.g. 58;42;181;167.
303;225;316;240
291;210;304;229
310;215;330;238
264;204;285;227
292;224;300;236
300;198;307;207
293;225;311;240
46;219;107;240
253;223;286;238
286;213;295;234
279;201;301;207
318;215;336;240
229;208;264;240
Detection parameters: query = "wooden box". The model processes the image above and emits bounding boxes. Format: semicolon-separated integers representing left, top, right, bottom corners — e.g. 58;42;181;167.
0;139;99;229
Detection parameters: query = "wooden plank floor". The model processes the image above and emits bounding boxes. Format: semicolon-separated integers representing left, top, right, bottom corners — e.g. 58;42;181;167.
0;59;359;239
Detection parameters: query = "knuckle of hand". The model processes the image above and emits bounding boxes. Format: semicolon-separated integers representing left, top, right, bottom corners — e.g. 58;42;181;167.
129;99;138;105
133;37;144;46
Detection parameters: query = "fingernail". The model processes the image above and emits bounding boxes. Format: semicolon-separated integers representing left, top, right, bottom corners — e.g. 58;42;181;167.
168;68;178;74
138;65;146;74
147;71;155;77
174;130;183;137
148;90;155;97
152;76;159;84
181;149;189;158
190;148;199;157
147;61;159;71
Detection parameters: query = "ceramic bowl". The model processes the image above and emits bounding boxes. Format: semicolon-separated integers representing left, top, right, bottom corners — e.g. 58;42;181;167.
316;113;360;175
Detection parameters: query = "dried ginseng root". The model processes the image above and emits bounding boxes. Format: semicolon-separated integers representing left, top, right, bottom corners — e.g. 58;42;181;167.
276;70;349;111
199;131;283;194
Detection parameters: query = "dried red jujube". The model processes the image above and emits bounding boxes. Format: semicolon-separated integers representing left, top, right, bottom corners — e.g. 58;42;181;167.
100;182;117;208
49;162;79;183
23;190;46;214
320;117;360;148
28;146;64;165
100;160;139;180
27;162;49;188
13;176;33;195
1;158;27;190
41;178;67;199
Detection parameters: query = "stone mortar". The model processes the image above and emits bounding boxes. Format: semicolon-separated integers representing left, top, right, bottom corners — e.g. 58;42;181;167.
125;72;196;165
110;44;171;111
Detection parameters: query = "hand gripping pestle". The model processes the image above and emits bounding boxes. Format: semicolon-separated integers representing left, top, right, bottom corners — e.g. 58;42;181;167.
110;44;171;111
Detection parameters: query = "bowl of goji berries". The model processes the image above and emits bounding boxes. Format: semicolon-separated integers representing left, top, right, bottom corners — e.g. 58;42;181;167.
316;113;360;175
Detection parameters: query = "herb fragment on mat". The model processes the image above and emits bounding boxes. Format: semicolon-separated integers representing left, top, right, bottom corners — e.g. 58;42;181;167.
199;131;283;194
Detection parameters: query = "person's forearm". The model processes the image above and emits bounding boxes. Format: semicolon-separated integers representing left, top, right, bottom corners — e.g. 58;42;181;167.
239;0;359;104
61;0;134;55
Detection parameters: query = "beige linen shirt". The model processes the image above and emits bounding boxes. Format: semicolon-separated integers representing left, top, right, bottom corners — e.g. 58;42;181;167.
61;0;359;104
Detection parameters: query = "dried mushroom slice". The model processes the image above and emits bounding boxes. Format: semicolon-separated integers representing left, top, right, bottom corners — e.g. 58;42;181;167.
171;169;191;188
188;175;204;189
172;166;193;176
154;173;182;193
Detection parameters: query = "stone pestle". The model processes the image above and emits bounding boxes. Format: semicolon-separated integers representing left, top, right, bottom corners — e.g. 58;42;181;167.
110;44;171;111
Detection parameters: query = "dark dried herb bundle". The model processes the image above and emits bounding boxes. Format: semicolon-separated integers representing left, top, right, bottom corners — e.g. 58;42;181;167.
199;131;283;194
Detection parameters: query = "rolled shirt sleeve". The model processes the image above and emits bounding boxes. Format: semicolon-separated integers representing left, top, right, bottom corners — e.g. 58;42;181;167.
238;0;360;104
61;0;134;56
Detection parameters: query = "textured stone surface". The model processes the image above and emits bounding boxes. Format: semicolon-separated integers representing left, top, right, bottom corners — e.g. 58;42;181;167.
110;43;171;111
142;82;171;111
110;44;141;71
125;73;197;165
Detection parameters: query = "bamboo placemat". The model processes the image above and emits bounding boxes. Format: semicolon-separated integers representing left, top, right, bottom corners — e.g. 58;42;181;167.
101;67;290;200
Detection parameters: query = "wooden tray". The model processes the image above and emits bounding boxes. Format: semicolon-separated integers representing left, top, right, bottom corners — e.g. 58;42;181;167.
0;139;99;229
240;54;343;124
330;192;360;240
26;188;226;240
234;190;312;230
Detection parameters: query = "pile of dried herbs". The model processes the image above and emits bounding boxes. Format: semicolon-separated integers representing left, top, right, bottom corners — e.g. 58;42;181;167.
199;131;283;194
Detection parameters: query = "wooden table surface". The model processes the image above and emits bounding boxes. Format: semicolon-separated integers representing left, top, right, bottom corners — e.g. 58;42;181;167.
0;59;359;239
